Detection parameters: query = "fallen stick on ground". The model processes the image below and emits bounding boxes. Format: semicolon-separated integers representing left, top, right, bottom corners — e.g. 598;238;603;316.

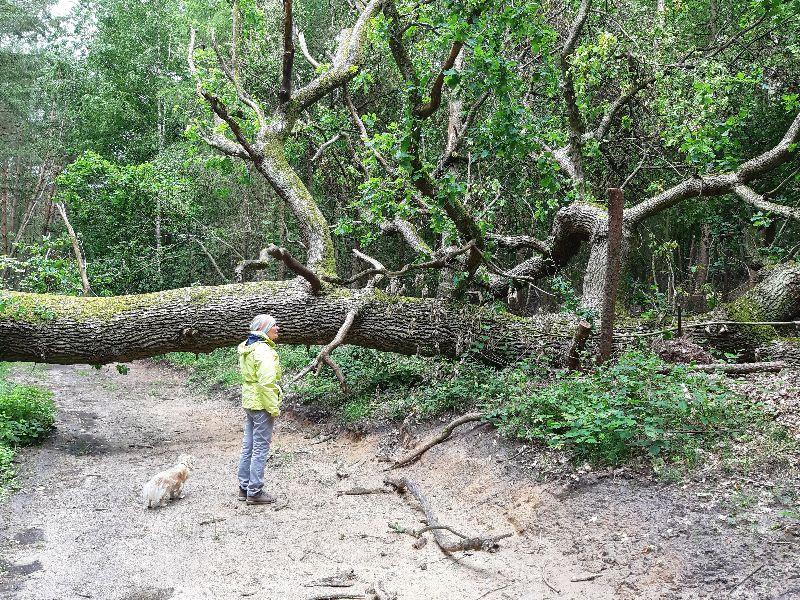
657;361;787;375
384;475;512;554
337;486;393;497
307;594;364;600
303;569;356;588
389;412;483;469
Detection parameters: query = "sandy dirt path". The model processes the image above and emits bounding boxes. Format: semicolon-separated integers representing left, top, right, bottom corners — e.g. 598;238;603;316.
1;362;798;599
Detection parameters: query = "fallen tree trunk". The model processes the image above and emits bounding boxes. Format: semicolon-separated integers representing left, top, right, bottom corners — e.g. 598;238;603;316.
0;279;578;365
688;263;800;358
1;264;797;366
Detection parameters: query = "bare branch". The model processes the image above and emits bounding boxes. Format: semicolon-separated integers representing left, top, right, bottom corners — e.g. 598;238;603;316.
290;0;385;113
320;354;349;394
390;412;483;468
188;29;260;161
54;202;92;296
311;133;345;163
345;89;397;175
209;30;267;137
198;130;250;160
291;306;358;383
433;90;490;178
626;112;800;224
325;241;475;286
734;184;800;221
414;39;465;119
295;26;321;69
383;476;513;553
265;244;323;293
379;218;433;255
487;233;550;254
188;236;230;283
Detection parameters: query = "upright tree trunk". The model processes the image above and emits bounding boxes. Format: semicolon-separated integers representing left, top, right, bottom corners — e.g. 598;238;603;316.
597;188;624;363
1;161;9;255
688;222;711;312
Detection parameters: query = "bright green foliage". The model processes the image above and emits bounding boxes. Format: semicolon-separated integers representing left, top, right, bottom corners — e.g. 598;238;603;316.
0;363;56;496
488;351;762;465
161;349;242;390
1;236;84;294
0;445;15;491
0;381;56;447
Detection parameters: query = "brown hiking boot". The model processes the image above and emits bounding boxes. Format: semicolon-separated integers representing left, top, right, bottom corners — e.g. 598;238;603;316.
246;490;276;505
238;487;247;502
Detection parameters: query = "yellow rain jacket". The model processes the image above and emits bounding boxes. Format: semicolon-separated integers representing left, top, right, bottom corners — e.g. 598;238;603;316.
237;332;283;416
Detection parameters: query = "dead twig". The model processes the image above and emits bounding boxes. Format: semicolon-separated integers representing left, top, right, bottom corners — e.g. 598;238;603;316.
541;563;561;595
390;412;483;469
727;563;765;593
473;584;510;600
306;594;364;600
337;486;393;497
366;580;396;600
383;475;512;554
265;244;323;293
570;572;602;582
304;570;356;588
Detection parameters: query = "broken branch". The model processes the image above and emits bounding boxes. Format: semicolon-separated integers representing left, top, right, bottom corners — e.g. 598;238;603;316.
265;244;323;293
383;475;512;553
390;411;483;468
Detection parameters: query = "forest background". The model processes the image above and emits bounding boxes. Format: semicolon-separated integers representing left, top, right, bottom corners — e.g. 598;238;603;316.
2;0;800;470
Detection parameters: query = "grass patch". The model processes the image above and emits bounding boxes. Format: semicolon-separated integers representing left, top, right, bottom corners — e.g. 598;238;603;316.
0;363;56;498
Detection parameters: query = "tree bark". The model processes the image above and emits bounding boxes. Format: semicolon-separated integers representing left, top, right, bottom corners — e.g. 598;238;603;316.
688;262;800;357
0;280;582;365
597;188;625;362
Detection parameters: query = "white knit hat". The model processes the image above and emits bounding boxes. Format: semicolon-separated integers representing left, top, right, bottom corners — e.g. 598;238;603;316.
249;314;276;333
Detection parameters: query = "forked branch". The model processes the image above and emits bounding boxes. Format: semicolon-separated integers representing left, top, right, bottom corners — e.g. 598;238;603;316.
384;476;512;553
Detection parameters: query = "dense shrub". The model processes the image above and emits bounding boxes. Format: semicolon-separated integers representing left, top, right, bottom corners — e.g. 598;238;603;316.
0;363;57;496
162;349;241;390
487;350;762;465
0;445;15;488
0;383;57;446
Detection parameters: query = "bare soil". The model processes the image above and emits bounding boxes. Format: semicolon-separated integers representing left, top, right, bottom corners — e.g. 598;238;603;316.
1;362;798;600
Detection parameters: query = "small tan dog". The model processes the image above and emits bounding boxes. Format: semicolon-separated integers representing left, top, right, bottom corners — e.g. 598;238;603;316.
142;454;195;509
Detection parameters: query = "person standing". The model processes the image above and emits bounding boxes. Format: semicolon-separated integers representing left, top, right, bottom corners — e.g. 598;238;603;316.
236;314;282;505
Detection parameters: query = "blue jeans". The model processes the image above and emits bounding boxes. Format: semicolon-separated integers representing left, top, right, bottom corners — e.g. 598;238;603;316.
237;409;275;496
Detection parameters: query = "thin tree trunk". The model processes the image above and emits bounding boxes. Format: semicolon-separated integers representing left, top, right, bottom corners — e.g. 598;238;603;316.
54;202;91;296
1;161;9;255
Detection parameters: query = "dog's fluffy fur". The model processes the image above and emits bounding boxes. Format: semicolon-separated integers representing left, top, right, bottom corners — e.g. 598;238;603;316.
142;454;195;509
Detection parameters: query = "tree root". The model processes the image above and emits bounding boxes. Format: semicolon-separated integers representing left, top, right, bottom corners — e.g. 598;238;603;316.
389;412;483;469
383;475;512;554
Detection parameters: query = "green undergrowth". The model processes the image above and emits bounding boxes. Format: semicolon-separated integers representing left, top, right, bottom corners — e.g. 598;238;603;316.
161;349;242;390
162;345;791;470
0;363;57;498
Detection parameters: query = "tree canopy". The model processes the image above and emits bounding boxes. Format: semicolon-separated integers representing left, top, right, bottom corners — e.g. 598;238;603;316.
1;0;799;367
